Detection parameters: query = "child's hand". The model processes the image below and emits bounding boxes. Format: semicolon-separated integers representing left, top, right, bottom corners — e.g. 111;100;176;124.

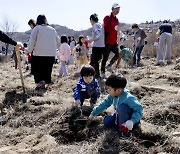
88;114;95;121
74;100;81;107
122;120;134;130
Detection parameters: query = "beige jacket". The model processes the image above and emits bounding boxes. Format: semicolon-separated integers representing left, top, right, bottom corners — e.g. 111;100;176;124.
27;25;60;57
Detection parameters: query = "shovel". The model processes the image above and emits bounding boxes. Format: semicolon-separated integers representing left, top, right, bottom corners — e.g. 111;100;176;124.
15;46;26;102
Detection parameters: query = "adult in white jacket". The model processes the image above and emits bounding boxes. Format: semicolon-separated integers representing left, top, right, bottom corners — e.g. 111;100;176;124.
27;14;60;89
88;13;105;79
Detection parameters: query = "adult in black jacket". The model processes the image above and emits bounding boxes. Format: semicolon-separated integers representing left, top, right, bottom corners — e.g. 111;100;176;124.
0;30;22;47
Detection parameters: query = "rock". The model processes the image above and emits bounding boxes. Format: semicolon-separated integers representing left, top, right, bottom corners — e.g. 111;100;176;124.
0;116;6;125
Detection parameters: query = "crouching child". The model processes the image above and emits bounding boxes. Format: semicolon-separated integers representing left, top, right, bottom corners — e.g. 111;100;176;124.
74;65;101;107
89;74;143;136
120;45;133;67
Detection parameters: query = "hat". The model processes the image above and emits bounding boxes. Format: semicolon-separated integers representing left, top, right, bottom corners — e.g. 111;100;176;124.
112;3;120;9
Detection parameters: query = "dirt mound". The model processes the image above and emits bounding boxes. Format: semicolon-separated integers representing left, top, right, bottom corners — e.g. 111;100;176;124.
50;106;104;143
2;90;25;108
149;103;180;126
174;63;180;70
0;58;180;153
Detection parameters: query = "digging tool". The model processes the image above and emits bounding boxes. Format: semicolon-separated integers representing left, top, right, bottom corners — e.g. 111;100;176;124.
131;46;136;68
116;30;121;68
15;46;26;102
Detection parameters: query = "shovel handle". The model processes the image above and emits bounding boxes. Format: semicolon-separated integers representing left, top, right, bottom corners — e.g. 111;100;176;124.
15;46;25;94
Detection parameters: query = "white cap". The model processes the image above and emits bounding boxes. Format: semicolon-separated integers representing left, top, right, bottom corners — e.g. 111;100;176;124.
112;3;120;9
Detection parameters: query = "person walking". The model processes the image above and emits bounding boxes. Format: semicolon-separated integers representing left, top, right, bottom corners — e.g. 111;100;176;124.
102;3;121;77
131;24;147;67
88;13;105;79
27;14;60;90
156;20;173;65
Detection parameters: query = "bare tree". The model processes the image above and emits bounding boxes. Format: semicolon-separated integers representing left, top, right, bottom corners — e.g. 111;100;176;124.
0;15;19;55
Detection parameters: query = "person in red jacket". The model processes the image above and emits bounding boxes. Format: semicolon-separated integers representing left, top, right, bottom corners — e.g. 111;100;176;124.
101;3;121;78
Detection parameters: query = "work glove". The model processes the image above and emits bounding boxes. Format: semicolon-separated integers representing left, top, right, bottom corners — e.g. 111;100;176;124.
122;120;134;130
119;124;129;133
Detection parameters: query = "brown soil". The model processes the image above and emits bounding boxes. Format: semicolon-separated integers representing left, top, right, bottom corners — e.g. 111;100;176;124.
0;57;180;154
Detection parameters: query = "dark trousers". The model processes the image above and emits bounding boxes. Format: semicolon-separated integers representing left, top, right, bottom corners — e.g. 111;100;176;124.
33;56;55;84
90;47;105;78
101;44;119;73
79;91;99;106
133;45;144;65
30;55;34;74
103;104;133;128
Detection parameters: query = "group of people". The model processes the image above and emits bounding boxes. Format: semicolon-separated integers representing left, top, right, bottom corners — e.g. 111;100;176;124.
72;3;143;136
0;2;174;136
73;64;143;137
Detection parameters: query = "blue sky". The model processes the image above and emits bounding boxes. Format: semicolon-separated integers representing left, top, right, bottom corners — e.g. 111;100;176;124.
0;0;179;32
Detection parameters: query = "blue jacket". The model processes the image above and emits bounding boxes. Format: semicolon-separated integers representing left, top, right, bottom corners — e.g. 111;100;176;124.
74;77;101;100
91;89;143;124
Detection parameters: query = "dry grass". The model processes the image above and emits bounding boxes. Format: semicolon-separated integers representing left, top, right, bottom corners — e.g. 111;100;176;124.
0;41;180;153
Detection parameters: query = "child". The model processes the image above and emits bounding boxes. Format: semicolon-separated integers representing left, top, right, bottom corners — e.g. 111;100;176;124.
73;35;89;73
89;74;143;136
58;35;71;77
74;65;101;107
120;45;133;66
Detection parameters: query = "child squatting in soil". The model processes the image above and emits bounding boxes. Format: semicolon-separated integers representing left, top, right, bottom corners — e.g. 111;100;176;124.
73;65;101;107
89;74;143;135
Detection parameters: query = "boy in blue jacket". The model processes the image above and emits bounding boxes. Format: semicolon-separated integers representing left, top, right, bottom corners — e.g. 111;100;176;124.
74;65;101;107
89;74;143;135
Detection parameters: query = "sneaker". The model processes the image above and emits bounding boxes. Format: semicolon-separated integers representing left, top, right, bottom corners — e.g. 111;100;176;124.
155;61;164;66
166;60;173;65
26;73;32;77
100;79;106;92
176;58;180;64
35;80;46;90
101;73;106;79
106;65;113;72
137;63;143;67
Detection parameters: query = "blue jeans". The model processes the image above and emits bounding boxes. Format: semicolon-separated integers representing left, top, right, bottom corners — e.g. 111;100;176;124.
103;104;133;128
133;45;144;65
